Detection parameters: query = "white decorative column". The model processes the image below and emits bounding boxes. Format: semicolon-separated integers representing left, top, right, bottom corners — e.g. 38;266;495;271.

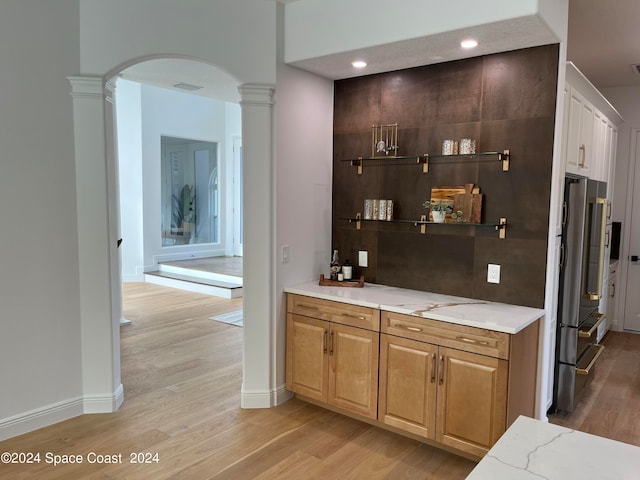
68;76;124;413
239;83;277;408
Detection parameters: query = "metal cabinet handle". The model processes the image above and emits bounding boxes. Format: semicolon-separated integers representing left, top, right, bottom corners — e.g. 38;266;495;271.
298;303;319;311
430;353;436;383
611;283;615;298
559;243;566;270
576;344;605;375
578;313;606;338
438;355;444;385
397;324;423;332
562;201;568;228
329;331;334;355
341;313;366;321
579;144;586;167
323;330;328;354
456;336;490;346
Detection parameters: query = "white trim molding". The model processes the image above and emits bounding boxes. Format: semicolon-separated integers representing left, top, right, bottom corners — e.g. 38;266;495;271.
83;383;124;414
0;397;83;442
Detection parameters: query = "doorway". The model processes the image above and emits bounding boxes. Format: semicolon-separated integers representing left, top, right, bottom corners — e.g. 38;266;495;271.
115;59;243;277
622;129;640;332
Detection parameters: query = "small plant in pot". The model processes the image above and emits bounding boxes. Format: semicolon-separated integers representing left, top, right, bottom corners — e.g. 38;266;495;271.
423;199;448;223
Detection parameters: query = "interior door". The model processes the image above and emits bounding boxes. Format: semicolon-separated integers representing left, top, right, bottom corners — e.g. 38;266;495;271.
623;130;640;332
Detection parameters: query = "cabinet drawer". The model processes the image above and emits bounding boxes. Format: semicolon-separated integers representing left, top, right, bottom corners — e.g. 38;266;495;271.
381;311;509;359
288;294;380;331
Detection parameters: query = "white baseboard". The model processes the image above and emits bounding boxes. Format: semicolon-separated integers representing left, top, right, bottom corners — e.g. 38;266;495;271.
0;397;83;442
240;384;293;409
274;385;293;405
83;383;124;413
0;385;124;441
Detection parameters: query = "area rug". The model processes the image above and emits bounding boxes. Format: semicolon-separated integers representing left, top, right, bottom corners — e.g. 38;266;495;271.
209;310;243;327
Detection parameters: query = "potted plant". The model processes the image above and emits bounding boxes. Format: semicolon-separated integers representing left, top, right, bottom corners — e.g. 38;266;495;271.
423;199;448;223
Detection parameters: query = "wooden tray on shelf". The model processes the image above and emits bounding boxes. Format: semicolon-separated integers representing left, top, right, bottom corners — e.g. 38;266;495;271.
319;274;365;288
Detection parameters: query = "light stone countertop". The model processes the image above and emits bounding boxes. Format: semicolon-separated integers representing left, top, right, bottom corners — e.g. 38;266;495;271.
466;415;640;479
284;281;544;334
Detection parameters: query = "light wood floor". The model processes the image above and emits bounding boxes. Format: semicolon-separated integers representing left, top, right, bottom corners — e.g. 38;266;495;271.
548;330;640;446
0;283;476;480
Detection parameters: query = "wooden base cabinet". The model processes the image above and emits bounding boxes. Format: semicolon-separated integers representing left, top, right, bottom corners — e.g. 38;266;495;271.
285;295;380;419
379;310;536;457
378;335;508;457
286;293;539;458
378;334;437;439
435;347;507;457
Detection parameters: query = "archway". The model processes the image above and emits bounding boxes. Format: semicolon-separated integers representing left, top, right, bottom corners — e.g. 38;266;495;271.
68;55;277;412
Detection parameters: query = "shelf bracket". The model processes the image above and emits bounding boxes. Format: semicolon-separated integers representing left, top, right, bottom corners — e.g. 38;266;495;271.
419;214;427;234
500;150;510;172
418;154;429;173
351;157;363;175
496;217;507;239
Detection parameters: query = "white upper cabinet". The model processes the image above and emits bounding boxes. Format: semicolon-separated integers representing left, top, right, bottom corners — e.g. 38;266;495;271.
564;85;593;177
563;63;622;190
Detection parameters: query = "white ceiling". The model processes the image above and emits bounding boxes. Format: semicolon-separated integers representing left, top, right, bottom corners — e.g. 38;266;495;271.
567;0;640;89
119;58;241;103
120;1;639;102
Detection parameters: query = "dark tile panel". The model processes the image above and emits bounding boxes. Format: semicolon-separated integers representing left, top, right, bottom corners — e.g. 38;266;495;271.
377;232;475;297
331;226;379;283
332;45;559;304
477;117;555;240
380;58;483;128
472;237;548;308
481;44;560;122
334;75;383;134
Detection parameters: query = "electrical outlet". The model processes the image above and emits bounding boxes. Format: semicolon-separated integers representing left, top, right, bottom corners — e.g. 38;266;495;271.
487;264;500;284
358;250;368;268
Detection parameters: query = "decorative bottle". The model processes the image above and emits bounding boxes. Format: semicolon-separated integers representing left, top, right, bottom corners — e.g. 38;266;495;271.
342;260;352;280
330;250;340;280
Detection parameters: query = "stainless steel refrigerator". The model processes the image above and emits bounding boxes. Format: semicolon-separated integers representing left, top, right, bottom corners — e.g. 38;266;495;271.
552;176;608;413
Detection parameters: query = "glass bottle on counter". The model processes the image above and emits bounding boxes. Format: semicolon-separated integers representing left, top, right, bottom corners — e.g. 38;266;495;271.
330;250;340;280
342;260;352;280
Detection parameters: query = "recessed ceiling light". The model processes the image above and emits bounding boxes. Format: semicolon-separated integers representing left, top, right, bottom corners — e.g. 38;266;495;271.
460;39;478;49
352;60;367;68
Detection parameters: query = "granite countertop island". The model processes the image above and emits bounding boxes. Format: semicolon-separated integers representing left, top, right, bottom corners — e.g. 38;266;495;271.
285;281;545;334
467;415;640;479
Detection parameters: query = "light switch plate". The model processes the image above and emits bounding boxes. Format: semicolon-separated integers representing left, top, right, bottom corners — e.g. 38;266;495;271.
281;245;290;263
487;264;500;284
358;250;368;268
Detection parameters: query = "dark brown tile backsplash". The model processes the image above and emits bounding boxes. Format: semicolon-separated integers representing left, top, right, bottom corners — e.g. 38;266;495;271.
332;44;559;308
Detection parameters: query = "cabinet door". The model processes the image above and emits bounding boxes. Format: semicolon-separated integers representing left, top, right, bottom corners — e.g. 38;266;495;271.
328;323;379;419
436;347;508;457
285;313;328;402
565;85;584;176
566;86;593;176
579;93;594;176
378;334;438;439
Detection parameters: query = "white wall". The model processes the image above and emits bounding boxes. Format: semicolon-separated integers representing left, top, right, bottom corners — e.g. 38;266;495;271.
275;3;335;397
80;0;276;83
0;0;83;439
116;79;144;281
599;86;640;332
